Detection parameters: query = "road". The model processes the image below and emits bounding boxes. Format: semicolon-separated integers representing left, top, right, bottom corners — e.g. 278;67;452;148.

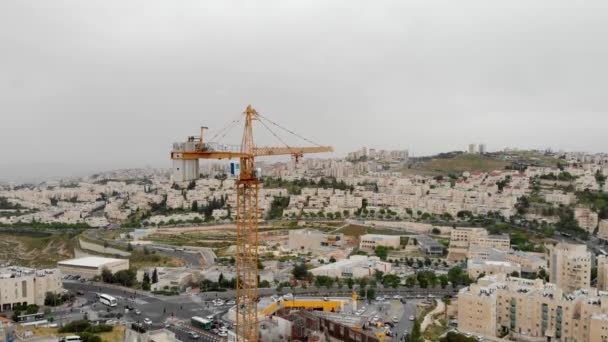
84;229;207;267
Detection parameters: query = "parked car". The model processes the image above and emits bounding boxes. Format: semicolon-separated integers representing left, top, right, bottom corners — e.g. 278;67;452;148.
409;315;415;321
134;309;141;315
188;332;200;339
143;318;152;325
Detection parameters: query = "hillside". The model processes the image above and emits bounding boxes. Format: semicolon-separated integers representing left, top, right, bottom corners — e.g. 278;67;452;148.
400;153;510;176
0;232;77;267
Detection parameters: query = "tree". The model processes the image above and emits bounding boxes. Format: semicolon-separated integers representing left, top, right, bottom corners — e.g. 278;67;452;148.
405;276;417;287
382;274;400;288
191;200;198;212
329;256;336;263
127;242;133;251
113;269;136;287
431;227;441;235
375;246;388;261
346;278;355;289
439;275;449;289
292;264;309;280
409;319;423;342
101;268;114;283
366;288;376;302
103;241;109;249
374;270;384;281
152;268;159;283
142;272;151;291
510;271;520;278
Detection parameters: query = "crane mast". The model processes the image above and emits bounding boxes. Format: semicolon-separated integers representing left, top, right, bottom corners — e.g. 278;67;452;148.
170;106;332;342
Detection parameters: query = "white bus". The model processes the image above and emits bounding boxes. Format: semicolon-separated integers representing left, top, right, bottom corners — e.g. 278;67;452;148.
99;293;118;307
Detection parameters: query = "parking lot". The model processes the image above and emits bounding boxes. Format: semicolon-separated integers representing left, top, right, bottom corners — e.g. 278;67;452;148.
354;295;420;340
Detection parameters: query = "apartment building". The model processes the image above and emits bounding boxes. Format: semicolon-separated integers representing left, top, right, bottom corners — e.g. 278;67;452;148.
448;228;511;261
0;267;63;311
467;247;546;274
458;274;608;342
544;190;573;206
358;234;401;251
466;260;521;279
574;207;599;233
548;243;591;293
598;255;608;292
598;219;608;242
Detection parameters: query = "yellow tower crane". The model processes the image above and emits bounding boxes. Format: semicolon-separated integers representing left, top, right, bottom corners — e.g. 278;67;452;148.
171;105;332;341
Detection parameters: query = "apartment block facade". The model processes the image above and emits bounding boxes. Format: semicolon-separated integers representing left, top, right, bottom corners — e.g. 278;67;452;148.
0;267;62;311
548;243;591;294
458;274;608;342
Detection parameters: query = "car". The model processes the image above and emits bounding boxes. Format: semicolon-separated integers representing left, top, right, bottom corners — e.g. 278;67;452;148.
283;293;293;300
126;304;134;310
218;331;228;337
211;329;219;334
323;296;329;301
134;309;141;315
105;320;117;325
375;296;383;301
226;300;236;305
79;278;86;283
219;327;228;333
76;290;85;296
403;329;409;335
393;295;402;299
409;315;415;321
143;318;152;325
270;295;279;302
392;316;399;323
188;332;200;339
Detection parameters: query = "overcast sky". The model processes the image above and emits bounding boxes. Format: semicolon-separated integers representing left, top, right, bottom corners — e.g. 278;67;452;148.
1;0;608;182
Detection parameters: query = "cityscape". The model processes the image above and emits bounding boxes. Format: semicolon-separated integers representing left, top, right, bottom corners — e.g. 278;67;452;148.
2;2;608;342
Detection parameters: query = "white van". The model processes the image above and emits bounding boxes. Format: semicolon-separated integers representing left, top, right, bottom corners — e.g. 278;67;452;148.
60;335;81;342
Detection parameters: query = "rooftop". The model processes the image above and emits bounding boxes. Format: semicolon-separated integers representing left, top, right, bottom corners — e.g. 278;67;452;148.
58;256;126;268
0;266;58;279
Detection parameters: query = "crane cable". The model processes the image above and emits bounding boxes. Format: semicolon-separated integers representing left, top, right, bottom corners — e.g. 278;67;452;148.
210;116;243;144
208;112;243;142
257;114;322;147
257;116;291;149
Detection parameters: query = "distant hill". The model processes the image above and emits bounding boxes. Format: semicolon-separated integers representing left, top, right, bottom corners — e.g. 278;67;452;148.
400;153;510;176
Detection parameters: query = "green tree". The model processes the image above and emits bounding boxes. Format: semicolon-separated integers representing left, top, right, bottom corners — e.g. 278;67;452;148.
152;268;159;283
142;272;151;291
127;242;133;251
405;276;417;287
409;319;423;342
374;246;388;261
292;264;309;280
329;256;336;263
